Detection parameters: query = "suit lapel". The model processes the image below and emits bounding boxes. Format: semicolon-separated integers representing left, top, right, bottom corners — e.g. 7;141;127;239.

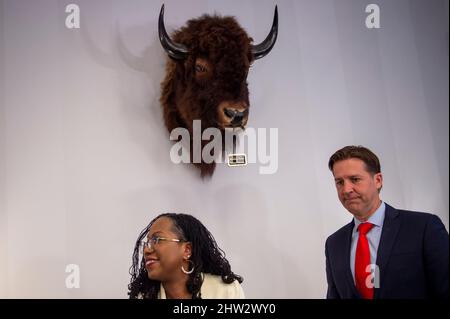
374;204;401;299
342;220;360;298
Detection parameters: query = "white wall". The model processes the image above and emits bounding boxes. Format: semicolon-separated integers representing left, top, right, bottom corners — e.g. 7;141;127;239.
0;0;448;298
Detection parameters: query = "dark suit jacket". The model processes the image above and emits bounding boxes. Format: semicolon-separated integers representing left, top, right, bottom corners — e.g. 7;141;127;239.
325;203;449;299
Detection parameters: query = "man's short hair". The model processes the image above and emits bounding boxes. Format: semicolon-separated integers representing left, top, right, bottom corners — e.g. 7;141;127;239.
328;145;381;175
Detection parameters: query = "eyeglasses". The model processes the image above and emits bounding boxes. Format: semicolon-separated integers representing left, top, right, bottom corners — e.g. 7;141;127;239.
140;236;185;251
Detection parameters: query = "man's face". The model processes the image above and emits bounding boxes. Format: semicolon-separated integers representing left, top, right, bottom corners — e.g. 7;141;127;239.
332;158;383;220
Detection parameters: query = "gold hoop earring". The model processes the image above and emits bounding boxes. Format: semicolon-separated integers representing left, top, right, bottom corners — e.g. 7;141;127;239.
181;259;195;275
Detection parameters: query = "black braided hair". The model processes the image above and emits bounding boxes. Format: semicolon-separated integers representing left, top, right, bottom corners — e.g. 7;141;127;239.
128;213;243;299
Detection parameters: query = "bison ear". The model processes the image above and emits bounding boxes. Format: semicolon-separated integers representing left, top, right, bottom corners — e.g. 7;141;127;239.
251;5;278;60
158;4;189;60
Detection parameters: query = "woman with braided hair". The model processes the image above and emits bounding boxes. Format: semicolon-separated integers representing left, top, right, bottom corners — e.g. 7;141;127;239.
128;213;244;299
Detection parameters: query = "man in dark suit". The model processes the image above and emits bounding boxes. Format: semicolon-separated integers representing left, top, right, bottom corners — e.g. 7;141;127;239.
325;145;449;299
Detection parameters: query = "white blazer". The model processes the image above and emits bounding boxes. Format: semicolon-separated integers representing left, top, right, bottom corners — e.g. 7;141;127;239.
158;273;245;299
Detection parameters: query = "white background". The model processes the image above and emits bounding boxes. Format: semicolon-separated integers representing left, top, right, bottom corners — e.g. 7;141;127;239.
0;0;448;298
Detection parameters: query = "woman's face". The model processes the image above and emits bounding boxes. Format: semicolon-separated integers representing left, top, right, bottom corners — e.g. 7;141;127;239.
143;217;191;282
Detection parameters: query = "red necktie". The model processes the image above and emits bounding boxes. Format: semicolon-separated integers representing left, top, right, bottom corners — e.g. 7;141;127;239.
355;222;374;299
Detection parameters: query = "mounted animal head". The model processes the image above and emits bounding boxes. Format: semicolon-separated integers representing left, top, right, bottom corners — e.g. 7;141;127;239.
159;4;278;176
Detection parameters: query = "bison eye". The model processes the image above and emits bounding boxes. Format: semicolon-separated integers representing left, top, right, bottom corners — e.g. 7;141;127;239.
195;64;207;73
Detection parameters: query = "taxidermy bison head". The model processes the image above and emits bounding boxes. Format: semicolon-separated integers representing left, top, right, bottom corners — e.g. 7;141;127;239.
159;4;278;177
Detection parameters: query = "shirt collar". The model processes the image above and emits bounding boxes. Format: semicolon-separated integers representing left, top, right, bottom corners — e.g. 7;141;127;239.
158;283;166;299
354;201;386;230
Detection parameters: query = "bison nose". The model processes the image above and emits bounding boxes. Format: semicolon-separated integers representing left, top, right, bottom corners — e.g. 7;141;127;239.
224;108;237;119
224;108;245;123
232;113;244;124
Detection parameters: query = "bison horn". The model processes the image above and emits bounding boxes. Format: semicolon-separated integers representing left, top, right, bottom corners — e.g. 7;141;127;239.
158;4;189;60
251;5;278;60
